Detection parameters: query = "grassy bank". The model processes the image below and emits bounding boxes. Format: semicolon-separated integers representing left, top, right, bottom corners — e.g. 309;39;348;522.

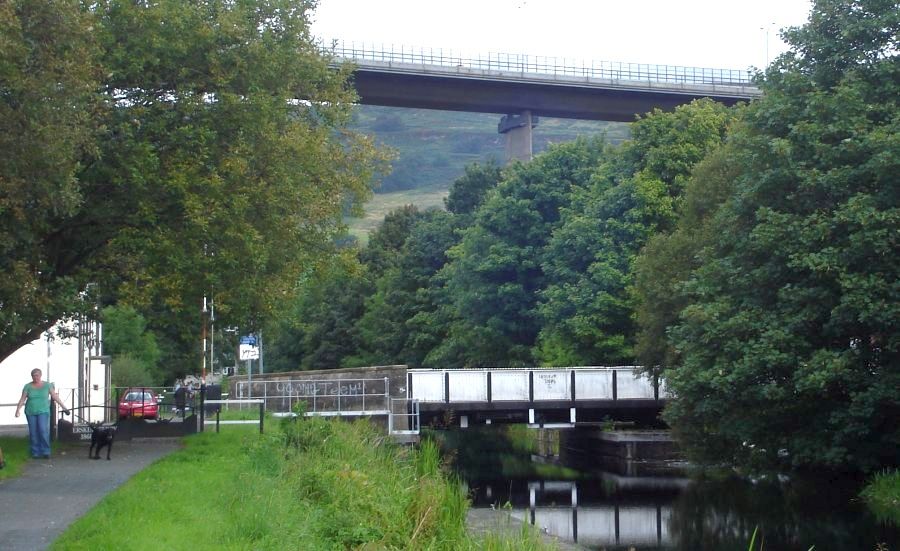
0;436;29;480
861;470;900;526
52;419;552;550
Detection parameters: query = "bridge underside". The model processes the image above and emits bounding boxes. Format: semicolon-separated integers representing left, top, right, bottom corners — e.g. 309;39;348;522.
419;399;666;428
350;70;751;122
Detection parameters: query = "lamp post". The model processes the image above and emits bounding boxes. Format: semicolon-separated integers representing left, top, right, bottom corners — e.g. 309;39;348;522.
761;22;775;67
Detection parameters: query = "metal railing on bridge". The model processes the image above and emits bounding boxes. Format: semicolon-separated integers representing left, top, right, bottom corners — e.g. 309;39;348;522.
326;40;754;86
232;378;419;439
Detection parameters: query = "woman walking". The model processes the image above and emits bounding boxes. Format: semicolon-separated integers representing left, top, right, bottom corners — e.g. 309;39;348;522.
14;369;69;459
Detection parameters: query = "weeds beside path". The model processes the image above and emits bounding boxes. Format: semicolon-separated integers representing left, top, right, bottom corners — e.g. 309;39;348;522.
52;420;553;550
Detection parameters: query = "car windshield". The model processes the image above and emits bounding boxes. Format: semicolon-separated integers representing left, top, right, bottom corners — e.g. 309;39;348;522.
124;392;154;402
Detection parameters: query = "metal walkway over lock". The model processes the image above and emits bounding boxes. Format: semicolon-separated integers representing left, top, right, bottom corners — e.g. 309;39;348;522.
408;367;666;429
229;366;666;441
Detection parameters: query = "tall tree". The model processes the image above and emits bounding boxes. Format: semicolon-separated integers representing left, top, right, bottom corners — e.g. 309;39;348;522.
632;146;742;370
353;209;463;367
539;100;733;366
439;139;606;367
0;0;102;358
0;0;382;363
102;305;162;384
662;0;899;472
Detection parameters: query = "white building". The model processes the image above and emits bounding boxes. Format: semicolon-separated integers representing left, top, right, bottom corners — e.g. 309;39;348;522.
0;321;107;425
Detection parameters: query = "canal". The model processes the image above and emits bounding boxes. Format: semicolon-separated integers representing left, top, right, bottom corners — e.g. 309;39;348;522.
437;426;900;550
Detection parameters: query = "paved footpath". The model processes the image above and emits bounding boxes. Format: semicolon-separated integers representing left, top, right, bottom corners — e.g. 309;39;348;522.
0;430;180;551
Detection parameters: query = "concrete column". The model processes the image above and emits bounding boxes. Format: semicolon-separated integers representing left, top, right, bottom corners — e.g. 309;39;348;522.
498;110;538;163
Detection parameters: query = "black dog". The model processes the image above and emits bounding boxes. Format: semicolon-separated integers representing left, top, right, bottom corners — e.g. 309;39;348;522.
89;424;115;460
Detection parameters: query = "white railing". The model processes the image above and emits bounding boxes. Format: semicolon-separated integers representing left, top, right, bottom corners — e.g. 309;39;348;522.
325;40;754;86
408;366;666;403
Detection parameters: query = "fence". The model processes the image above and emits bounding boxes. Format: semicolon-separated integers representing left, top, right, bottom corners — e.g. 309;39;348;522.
233;377;392;416
327;40;753;86
232;378;420;437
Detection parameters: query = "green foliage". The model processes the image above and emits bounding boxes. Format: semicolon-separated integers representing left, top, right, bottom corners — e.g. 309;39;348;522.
109;355;157;388
444;160;504;216
354;210;463;367
0;0;102;359
102;305;162;383
539;100;733;366
282;160;499;371
0;437;30;480
632;146;743;369
440;139;607;367
0;0;383;365
658;0;899;472
860;470;900;525
52;419;547;549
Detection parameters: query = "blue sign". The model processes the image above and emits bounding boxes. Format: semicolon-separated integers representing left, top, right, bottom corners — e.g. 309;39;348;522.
239;335;257;346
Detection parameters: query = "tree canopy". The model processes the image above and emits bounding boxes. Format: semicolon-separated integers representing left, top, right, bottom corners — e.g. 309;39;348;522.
0;0;382;366
642;0;899;472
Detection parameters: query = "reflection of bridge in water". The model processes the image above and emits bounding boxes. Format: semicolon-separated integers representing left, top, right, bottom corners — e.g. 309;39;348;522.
471;477;688;548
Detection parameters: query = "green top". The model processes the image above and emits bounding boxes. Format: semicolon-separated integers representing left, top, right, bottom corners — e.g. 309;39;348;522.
22;382;54;415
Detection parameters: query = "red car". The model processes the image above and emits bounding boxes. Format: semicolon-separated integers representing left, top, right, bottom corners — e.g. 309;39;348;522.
118;389;159;420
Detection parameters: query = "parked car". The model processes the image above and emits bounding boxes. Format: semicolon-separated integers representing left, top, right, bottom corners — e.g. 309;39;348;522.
118;389;159;420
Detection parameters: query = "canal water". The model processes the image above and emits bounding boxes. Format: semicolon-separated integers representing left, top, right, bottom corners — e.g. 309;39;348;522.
440;427;900;550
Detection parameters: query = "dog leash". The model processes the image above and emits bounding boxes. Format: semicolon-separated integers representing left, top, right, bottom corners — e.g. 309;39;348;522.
60;405;116;427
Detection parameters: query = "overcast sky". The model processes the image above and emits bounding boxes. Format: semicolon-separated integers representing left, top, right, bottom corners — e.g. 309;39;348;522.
311;0;813;71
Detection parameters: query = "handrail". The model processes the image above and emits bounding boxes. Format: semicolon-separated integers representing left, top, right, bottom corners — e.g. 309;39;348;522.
324;40;754;86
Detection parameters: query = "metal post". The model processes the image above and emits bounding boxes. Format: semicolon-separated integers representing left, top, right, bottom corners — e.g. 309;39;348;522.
199;386;205;432
50;402;57;442
258;330;263;375
216;409;220;433
201;296;207;384
259;402;264;434
209;298;215;377
247;359;252;399
388;398;393;435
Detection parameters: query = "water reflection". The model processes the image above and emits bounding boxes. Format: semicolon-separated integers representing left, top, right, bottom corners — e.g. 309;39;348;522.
449;428;900;551
468;473;900;550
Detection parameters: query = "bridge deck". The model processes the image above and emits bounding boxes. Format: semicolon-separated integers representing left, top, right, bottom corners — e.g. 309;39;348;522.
408;367;666;426
332;42;760;121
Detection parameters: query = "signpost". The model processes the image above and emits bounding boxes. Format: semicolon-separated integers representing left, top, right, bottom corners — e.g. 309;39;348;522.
239;336;259;398
239;335;259;361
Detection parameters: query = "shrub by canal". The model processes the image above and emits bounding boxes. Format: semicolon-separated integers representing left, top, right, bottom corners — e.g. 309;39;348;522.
862;470;900;526
51;419;551;549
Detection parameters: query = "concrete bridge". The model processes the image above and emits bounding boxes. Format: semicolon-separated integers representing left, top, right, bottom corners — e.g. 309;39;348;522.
329;41;761;161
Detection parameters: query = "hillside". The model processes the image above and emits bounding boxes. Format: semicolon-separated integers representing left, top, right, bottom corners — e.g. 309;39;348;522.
345;105;630;239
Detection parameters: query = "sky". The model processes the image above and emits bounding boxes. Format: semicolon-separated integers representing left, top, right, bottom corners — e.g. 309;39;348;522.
310;0;814;72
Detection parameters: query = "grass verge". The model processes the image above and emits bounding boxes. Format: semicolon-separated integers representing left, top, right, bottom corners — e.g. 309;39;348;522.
0;436;29;480
861;469;900;526
51;419;553;550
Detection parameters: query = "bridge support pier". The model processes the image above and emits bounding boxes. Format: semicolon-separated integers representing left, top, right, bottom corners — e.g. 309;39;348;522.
498;110;538;163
